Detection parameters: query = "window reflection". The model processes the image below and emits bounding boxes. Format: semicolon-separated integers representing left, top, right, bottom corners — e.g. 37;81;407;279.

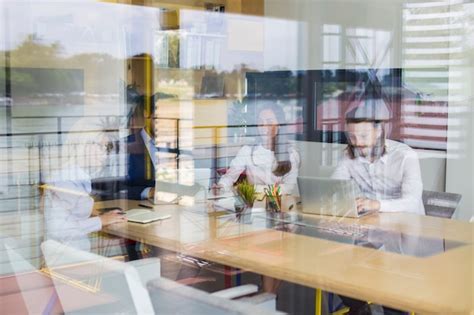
1;1;473;315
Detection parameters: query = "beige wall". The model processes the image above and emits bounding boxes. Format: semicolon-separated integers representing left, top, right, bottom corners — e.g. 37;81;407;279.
264;0;402;70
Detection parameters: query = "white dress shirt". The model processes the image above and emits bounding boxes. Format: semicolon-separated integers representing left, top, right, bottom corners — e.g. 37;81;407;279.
141;128;158;168
44;166;102;251
332;139;425;214
218;144;300;194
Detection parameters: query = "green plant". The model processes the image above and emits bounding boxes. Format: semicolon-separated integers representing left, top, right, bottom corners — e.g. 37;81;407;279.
235;179;257;207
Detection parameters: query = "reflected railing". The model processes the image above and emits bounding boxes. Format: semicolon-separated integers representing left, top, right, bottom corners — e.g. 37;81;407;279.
0;114;302;205
155;116;303;184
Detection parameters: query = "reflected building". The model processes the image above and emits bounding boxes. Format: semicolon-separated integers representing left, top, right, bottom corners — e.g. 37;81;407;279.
0;1;472;314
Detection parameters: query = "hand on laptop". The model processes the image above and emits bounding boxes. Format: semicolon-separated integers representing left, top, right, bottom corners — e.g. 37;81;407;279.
100;210;127;226
356;198;380;214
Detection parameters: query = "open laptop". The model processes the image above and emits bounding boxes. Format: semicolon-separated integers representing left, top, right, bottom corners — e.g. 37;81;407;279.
153;168;211;205
297;176;372;218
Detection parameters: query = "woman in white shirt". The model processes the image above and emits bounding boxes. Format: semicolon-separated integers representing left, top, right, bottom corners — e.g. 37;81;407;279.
218;103;300;194
218;102;300;293
43;118;126;251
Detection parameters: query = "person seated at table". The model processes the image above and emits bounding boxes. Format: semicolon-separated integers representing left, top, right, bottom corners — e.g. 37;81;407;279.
216;102;300;195
125;83;160;201
122;84;164;260
332;99;424;315
215;102;300;294
332;101;424;215
42;118;126;252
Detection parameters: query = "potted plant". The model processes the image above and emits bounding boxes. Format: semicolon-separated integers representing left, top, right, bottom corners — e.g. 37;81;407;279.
234;179;257;211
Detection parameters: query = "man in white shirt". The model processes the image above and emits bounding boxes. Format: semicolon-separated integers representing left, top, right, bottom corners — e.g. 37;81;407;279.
333;100;425;315
332;101;425;215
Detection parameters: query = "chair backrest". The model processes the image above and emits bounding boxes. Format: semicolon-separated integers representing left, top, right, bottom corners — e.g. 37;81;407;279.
4;240;47;314
41;240;155;314
146;277;278;315
422;190;462;219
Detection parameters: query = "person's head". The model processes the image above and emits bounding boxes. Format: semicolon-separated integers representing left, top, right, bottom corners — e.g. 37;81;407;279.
257;107;280;142
128;53;154;96
256;102;285;143
344;99;390;160
127;96;157;137
127;53;157;136
58;118;117;178
255;101;291;176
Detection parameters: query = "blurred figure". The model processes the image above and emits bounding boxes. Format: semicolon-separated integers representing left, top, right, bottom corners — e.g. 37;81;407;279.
125;53;159;201
332;100;424;215
332;100;423;314
217;102;299;294
218;102;300;194
123;56;160;259
42;119;126;251
125;97;158;200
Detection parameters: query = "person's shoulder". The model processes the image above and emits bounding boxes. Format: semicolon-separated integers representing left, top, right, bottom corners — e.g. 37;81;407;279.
288;145;300;155
234;144;253;157
44;165;90;192
127;129;148;141
287;146;301;163
126;131;146;153
331;151;352;169
386;139;418;158
126;132;139;143
127;132;135;140
338;148;352;162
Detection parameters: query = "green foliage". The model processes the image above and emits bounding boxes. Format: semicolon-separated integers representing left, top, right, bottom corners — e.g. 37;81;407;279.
167;33;180;68
235;179;257;207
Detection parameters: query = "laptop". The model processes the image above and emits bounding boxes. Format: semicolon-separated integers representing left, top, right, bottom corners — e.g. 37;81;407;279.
297;176;372;218
153;168;211;205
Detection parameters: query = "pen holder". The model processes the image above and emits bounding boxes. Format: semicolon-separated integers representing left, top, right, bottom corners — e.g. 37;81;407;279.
265;194;281;212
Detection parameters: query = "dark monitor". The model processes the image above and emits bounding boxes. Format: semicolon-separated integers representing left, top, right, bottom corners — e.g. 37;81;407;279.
197;74;224;98
307;68;403;144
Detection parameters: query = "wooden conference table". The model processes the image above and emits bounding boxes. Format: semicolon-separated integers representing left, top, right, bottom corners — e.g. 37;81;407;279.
97;199;473;314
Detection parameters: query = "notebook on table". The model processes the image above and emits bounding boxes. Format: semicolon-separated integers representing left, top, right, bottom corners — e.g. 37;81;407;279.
125;209;171;224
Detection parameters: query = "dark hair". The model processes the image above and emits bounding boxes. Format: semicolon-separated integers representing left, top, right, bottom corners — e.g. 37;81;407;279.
254;102;292;176
126;53;156;130
345;117;384;125
126;86;157;135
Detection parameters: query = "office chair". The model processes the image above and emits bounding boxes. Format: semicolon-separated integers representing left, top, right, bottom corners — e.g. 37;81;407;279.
40;240;277;314
41;239;157;314
422;190;461;219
